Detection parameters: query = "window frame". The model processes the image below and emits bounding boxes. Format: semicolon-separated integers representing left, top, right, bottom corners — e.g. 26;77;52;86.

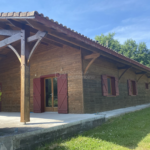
107;76;115;96
128;79;137;96
131;80;136;95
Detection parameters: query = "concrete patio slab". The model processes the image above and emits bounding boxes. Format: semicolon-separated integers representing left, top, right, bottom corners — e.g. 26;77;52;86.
97;103;150;120
0;103;150;150
0;112;104;137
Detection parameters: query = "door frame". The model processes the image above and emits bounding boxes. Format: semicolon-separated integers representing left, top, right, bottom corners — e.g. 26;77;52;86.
44;76;58;112
40;73;60;112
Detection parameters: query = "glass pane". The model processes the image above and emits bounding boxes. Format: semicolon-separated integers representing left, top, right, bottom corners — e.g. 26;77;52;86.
53;78;58;107
107;77;111;94
45;79;52;107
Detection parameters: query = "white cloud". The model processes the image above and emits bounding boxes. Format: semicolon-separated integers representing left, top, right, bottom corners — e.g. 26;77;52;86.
106;17;150;48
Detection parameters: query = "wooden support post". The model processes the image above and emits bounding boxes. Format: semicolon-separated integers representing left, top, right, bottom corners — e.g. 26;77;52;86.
20;27;30;123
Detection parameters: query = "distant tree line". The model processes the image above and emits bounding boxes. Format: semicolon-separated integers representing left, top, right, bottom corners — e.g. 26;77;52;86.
95;33;150;67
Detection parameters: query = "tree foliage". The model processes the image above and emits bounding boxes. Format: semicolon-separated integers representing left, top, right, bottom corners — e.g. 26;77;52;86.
95;33;150;67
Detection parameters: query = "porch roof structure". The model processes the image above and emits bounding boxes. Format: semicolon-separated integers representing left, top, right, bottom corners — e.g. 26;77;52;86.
0;11;150;74
0;11;150;124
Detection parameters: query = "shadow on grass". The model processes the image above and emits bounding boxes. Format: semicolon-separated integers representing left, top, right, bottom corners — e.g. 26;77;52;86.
83;107;150;149
37;144;69;150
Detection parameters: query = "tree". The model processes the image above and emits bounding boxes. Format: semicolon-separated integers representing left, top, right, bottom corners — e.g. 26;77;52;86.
135;42;150;67
120;39;138;60
95;33;121;53
95;33;150;67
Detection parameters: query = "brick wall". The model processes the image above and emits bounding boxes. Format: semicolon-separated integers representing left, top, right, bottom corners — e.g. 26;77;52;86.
0;44;84;113
83;56;150;113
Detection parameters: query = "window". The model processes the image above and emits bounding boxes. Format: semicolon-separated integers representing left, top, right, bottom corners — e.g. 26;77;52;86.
101;75;119;96
128;80;137;96
131;80;136;95
107;77;115;95
107;77;112;95
145;83;149;89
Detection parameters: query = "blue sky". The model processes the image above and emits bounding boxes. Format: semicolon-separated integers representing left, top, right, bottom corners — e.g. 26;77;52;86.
0;0;150;48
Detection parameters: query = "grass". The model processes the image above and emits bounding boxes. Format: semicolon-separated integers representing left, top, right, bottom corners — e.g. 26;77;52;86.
37;107;150;150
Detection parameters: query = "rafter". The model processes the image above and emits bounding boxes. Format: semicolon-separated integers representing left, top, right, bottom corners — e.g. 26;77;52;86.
0;29;21;36
0;32;21;49
7;19;37;33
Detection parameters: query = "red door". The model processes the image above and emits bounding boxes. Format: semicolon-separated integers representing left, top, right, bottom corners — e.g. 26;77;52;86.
57;74;68;114
33;78;42;113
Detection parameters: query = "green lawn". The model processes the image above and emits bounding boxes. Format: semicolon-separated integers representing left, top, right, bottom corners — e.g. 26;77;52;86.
37;107;150;150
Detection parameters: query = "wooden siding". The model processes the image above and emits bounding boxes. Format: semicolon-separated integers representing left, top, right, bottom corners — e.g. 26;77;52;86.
83;54;150;113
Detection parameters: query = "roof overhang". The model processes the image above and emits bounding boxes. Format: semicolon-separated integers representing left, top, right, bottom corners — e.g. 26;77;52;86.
0;11;150;74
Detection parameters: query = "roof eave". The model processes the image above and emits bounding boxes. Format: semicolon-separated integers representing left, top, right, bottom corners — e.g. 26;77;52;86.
0;17;35;19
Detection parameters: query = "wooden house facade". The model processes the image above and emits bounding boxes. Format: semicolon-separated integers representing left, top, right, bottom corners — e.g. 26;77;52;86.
0;11;150;123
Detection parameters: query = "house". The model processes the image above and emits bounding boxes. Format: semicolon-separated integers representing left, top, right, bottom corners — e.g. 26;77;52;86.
0;11;150;123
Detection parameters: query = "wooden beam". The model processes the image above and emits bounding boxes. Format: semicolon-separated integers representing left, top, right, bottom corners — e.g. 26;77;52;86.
27;31;46;42
0;29;21;36
135;71;146;74
137;74;145;82
28;37;43;63
7;19;23;29
20;28;30;123
7;45;21;62
84;54;100;74
118;66;130;70
7;19;37;33
0;54;7;58
0;32;21;49
119;67;131;80
84;53;100;59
